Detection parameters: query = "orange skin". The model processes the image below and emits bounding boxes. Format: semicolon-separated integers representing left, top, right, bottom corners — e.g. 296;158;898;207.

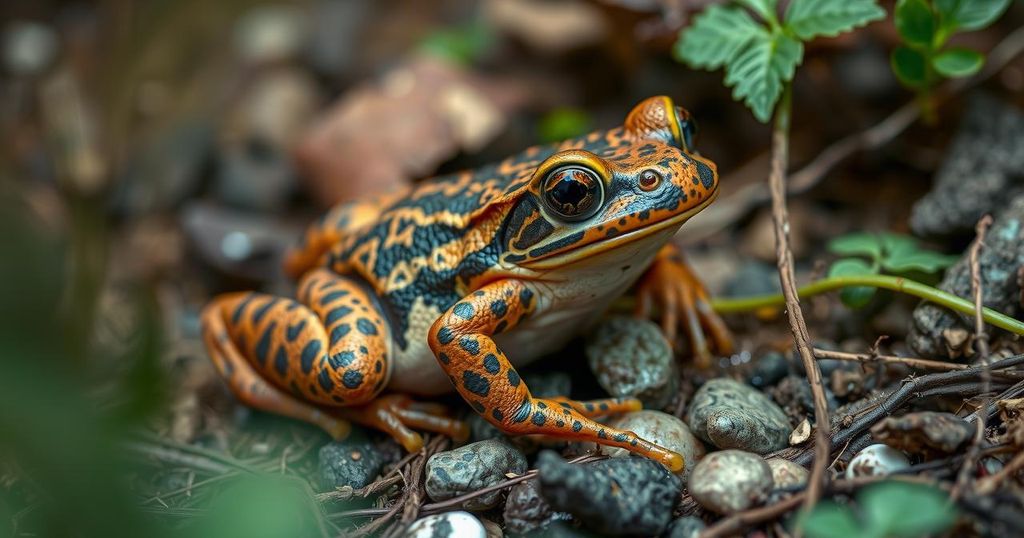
200;96;731;472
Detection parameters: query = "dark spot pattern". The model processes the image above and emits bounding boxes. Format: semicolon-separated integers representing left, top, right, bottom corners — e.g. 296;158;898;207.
286;320;306;341
483;354;500;374
462;371;490;396
507;370;521;387
318;370;334;392
453;302;475;320
325;306;353;325
330;323;351;343
357;318;378;335
459;337;480;355
436;327;454;345
254;322;276;366
532;412;546;426
489;300;507;318
342;370;363;389
300;340;321;373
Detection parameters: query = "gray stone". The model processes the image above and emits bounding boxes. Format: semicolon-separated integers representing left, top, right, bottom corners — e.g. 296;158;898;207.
909;194;1024;358
665;516;706;538
503;479;570;535
910;94;1024;237
317;434;385;490
685;378;791;453
405;511;485;538
765;458;809;489
747;351;789;388
537;451;681;536
846;444;910;478
424;440;526;510
689;450;773;515
586;316;677;408
601;411;705;484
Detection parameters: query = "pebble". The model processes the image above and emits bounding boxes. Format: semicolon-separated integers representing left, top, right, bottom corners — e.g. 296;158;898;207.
664;516;707;538
537;451;681;536
910;94;1024;237
585;316;677;408
598;411;705;483
233;5;306;63
3;21;58;76
503;479;569;535
424;440;527;510
909;193;1024;359
405;511;485;538
845;444;911;478
317;434;386;490
746;351;789;388
765;458;809;489
685;378;791;453
689;450;774;515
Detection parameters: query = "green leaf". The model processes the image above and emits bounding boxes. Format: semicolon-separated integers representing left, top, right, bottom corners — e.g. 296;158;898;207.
932;47;984;77
829;258;878;309
538;108;592;143
723;29;803;123
799;502;863;538
935;0;1012;32
675;5;765;70
891;46;928;88
784;0;886;40
882;250;958;274
737;0;779;23
827;233;883;260
419;22;494;65
878;233;918;257
894;0;936;48
860;481;957;537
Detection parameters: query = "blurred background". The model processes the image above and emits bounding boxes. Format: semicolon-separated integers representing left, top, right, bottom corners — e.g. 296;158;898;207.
1;1;1022;537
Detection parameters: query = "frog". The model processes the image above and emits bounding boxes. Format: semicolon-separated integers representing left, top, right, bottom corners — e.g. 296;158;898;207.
200;96;732;472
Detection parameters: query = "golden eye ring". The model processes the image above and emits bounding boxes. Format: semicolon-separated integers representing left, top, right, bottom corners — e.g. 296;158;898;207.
639;169;662;191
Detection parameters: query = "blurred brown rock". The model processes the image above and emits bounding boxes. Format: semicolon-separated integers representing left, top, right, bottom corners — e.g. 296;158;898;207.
294;54;529;206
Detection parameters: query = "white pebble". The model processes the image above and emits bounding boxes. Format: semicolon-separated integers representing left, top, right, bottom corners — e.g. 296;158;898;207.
846;444;910;478
405;511;485;538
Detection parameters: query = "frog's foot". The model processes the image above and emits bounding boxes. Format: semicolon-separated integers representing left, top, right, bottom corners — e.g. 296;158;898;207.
547;396;642;418
341;394;469;452
636;245;733;368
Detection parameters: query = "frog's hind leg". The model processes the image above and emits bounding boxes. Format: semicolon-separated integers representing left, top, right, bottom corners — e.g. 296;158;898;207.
201;293;352;439
201;269;465;451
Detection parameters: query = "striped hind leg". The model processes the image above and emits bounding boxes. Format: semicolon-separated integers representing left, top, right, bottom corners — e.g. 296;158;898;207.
200;269;464;450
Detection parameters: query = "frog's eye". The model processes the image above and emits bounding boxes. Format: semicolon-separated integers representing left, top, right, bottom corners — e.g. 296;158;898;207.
541;165;604;221
674;106;698;152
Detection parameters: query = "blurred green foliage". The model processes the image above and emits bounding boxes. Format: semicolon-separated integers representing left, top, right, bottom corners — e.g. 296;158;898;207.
799;481;956;538
892;0;1011;89
418;21;495;65
538;108;593;143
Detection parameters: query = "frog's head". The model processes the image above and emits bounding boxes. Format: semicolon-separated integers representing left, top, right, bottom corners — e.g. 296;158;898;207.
500;96;718;271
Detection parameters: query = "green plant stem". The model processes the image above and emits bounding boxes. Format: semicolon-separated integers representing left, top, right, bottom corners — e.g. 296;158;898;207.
711;273;1024;335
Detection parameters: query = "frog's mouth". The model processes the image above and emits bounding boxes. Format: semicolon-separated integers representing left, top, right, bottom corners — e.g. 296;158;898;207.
521;189;718;271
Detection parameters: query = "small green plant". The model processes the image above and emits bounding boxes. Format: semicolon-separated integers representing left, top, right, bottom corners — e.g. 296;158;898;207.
419;21;495;65
828;232;957;308
674;0;885;122
800;481;957;538
892;0;1012;116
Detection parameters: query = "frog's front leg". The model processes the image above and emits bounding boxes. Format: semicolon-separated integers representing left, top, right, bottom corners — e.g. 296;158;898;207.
201;268;465;451
636;244;733;368
428;279;685;472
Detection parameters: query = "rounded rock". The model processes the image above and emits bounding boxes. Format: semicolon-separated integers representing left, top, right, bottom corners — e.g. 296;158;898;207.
405;511;485;538
765;458;809;489
317;434;386;490
686;378;791;453
846;444;910;478
425;439;527;510
503;479;568;535
689;450;774;515
665;516;707;538
601;410;705;483
586;316;678;408
537;451;681;536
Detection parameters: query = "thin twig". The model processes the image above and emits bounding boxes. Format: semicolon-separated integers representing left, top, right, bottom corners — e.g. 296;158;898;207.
768;86;830;512
813;348;970;371
952;216;994;501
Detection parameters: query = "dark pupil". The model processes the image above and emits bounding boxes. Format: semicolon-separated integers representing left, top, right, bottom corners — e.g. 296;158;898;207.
547;168;596;217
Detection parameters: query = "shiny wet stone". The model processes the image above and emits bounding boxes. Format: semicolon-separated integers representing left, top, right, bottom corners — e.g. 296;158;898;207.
686;378;791;453
425;439;527;510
